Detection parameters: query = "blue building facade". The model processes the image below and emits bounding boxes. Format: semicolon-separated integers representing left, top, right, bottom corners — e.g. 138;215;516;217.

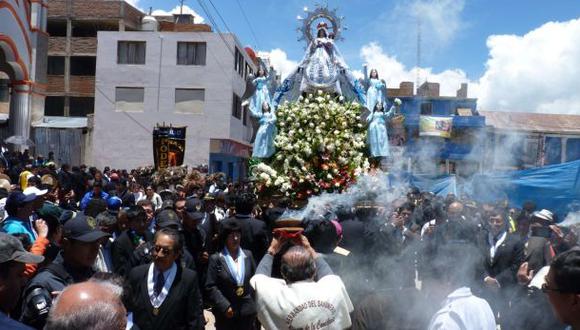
386;84;486;176
208;138;251;181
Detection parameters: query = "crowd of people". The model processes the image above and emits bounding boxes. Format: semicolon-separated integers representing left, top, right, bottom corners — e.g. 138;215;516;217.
0;152;579;330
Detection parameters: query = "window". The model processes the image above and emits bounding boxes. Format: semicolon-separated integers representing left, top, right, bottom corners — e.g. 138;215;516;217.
69;97;94;117
47;56;65;75
70;56;96;76
177;42;206;65
47;20;67;37
44;96;66;116
544;137;562;165
175;88;204;114
117;41;146;65
71;21;117;37
420;103;433;115
115;87;144;112
566;138;580;162
234;48;244;77
231;93;242;119
242;105;249;126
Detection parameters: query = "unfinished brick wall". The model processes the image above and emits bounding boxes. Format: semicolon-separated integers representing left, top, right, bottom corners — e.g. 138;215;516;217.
48;0;143;22
69;76;95;96
47;76;65;94
72;1;121;19
123;3;145;30
48;37;66;54
417;82;440;98
71;37;97;54
387;81;415;97
47;0;67;17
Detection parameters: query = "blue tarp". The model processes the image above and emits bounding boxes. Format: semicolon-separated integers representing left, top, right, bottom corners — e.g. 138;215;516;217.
388;173;458;197
462;159;580;219
389;159;580;219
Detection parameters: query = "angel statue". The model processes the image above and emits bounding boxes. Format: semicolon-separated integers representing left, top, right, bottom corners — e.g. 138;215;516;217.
251;101;277;158
365;69;388;111
243;66;277;115
367;98;402;158
273;20;366;106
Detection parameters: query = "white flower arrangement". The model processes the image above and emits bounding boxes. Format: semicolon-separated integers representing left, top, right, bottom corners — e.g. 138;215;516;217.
253;90;369;200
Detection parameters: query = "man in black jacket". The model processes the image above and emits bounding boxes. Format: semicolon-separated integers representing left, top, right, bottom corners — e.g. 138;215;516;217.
126;228;204;330
221;193;269;263
21;214;109;328
525;209;555;273
479;207;524;327
111;206;153;277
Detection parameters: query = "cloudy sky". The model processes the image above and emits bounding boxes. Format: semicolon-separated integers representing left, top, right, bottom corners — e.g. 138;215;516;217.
129;0;579;114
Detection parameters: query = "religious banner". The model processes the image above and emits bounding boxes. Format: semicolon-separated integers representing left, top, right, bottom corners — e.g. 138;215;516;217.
419;116;453;138
153;125;187;170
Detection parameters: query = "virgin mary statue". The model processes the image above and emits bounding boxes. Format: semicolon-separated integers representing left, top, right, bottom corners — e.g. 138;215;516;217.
273;22;366;106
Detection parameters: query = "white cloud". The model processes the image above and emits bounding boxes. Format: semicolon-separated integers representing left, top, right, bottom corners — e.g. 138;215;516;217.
359;42;472;97
257;49;298;80
258;18;580;115
477;18;580;114
383;0;466;58
409;0;465;47
151;5;205;23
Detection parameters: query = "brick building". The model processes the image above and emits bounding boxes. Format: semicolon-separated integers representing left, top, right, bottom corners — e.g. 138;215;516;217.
45;0;143;117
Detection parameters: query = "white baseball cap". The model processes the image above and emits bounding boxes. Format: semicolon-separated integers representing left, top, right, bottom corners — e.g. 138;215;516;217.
23;186;48;197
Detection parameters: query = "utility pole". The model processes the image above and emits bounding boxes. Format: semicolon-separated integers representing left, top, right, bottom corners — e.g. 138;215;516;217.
416;18;422;94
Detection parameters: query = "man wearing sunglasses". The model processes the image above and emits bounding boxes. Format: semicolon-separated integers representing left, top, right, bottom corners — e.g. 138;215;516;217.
125;227;204;329
543;248;580;330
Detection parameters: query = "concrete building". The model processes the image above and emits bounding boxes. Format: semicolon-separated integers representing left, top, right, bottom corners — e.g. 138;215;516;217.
0;0;48;149
93;19;256;179
481;111;580;170
45;0;143;117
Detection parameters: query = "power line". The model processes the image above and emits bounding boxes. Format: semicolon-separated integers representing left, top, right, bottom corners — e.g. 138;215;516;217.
235;0;261;49
206;0;232;33
195;0;235;57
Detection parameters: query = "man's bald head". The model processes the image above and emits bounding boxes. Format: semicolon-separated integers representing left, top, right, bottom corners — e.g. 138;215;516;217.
46;281;126;330
281;245;316;283
448;202;464;218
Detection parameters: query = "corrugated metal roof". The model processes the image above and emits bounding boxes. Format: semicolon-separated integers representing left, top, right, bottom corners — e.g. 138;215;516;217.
480;111;580;135
33;116;88;129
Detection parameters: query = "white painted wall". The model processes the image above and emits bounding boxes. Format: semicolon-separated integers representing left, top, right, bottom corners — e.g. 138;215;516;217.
93;31;255;169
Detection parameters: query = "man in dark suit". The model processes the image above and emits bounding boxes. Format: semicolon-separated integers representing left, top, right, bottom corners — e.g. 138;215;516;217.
221;193;269;263
479;207;524;327
182;204;212;290
111;205;153;277
126;228;204;330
